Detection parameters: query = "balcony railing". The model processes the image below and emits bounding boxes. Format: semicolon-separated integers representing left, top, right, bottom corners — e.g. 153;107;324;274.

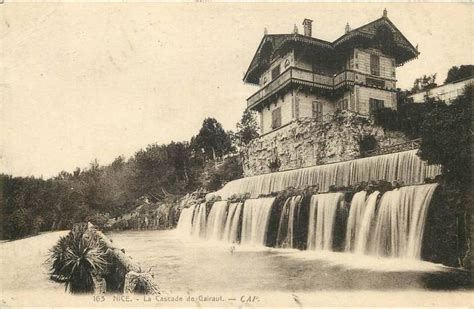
247;68;356;108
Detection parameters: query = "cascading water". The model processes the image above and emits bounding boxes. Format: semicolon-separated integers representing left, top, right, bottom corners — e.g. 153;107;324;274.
307;193;344;251
222;202;243;243
344;191;367;252
212;150;441;200
176;205;195;236
191;203;207;238
353;191;380;254
241;198;275;246
206;201;229;240
370;184;438;259
276;196;302;248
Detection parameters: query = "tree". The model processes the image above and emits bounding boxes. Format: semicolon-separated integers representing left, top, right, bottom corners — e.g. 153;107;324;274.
411;74;437;93
418;85;472;187
191;118;233;160
235;109;259;147
418;85;472;268
6;208;31;239
444;65;474;84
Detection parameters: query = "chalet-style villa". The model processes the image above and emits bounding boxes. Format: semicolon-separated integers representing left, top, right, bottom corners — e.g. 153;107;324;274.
244;10;419;135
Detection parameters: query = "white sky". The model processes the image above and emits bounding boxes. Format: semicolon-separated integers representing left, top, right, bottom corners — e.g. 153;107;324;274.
0;3;472;178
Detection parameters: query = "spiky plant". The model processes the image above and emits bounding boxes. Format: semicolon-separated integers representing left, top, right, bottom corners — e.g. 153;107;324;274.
48;225;108;293
48;235;71;282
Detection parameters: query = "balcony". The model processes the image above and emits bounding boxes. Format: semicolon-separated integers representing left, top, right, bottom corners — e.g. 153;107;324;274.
247;68;356;109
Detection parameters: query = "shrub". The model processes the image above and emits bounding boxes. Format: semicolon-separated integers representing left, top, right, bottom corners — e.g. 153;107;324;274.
48;224;108;293
373;107;400;131
6;208;32;239
418;85;472;188
358;135;378;155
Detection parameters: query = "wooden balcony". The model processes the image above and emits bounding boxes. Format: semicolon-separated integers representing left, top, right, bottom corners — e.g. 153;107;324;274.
247;68;356;109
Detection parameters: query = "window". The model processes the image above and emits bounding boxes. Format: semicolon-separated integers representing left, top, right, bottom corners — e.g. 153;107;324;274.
366;77;385;88
370;54;380;76
337;99;349;111
369;98;384;114
312;101;323;121
271;107;282;129
271;65;281;80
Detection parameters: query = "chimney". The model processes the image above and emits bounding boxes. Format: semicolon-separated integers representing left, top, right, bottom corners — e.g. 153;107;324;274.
302;18;313;37
345;22;351;34
293;24;299;34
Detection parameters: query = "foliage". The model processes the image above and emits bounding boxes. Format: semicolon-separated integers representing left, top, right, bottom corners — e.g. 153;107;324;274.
48;224;108;293
411;73;437;93
444;65;474;84
418;85;472;188
358;135;378;155
235;109;259;147
85;213;111;231
422;180;470;268
1;113;245;240
1;124;218;239
190;118;234;160
373;99;444;139
5;208;32;239
373;107;400;131
204;156;243;192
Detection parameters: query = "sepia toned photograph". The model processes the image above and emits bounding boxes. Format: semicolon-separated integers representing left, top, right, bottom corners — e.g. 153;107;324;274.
0;2;472;307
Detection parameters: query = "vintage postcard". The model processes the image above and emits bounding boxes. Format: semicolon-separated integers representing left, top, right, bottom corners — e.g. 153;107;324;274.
0;2;472;308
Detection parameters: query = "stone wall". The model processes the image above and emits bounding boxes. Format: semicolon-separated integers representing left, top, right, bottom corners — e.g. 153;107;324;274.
242;111;410;177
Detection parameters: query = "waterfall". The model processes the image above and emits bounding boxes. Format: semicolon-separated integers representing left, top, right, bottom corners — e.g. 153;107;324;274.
344;191;367;252
223;202;243;243
370;184;438;258
191;203;207;238
212;150;441;199
176;205;196;236
276;196;303;248
176;185;438;263
206;201;229;240
370;190;400;256
353;191;380;254
241;198;275;246
307;193;344;251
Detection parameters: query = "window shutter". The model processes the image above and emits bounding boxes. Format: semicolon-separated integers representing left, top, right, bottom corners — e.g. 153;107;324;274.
271;107;282;129
312;101;323;121
369;98;384;114
370;54;380;76
271;65;281;80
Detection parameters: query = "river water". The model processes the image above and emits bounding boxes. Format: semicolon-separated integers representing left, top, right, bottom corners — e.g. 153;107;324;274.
107;229;471;293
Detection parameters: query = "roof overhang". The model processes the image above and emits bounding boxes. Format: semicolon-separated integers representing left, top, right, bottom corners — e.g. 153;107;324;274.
243;16;419;84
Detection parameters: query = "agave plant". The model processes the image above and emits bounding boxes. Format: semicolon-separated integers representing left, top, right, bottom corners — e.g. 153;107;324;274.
48;235;71;282
48;225;108;293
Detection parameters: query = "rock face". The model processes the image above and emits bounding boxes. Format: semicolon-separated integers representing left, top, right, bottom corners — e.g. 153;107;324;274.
242;111;409;177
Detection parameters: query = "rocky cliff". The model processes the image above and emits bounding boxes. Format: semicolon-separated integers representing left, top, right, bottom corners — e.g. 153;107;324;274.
242;111;410;177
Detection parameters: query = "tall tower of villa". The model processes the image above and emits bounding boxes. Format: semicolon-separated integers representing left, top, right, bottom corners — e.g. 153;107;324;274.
243;10;419;135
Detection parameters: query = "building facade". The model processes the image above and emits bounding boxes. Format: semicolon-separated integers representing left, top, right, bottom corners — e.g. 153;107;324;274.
244;10;419;135
408;77;473;104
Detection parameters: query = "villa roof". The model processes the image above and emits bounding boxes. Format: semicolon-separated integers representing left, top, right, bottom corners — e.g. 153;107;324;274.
244;14;419;84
